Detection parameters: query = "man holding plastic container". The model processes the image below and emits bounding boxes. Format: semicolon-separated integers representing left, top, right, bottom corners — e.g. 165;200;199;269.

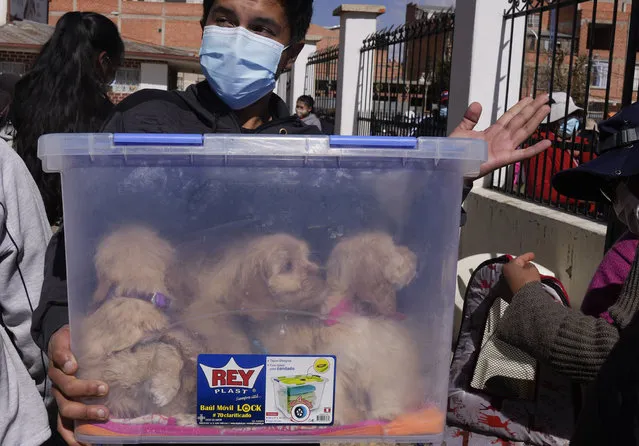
30;0;552;444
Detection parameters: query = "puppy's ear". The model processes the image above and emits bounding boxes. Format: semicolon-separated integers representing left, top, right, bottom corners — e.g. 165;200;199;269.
164;256;199;310
383;245;417;288
235;250;273;320
93;276;113;304
356;278;397;316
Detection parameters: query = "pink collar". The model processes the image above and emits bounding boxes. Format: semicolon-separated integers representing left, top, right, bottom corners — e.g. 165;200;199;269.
324;298;406;326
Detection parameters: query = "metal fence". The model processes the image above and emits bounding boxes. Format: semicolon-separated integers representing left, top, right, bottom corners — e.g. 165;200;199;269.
304;46;339;123
490;0;639;221
356;11;454;137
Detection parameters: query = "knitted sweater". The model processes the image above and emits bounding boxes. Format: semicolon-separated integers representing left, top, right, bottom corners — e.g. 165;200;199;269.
495;246;639;383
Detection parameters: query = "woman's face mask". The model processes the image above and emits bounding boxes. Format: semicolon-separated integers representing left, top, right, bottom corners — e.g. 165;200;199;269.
559;117;580;138
613;182;639;235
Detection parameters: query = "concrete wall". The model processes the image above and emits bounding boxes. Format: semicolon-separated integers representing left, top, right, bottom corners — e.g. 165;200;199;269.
275;71;290;106
333;5;384;135
460;187;607;309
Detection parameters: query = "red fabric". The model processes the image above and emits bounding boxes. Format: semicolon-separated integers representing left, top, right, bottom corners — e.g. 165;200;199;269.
525;147;578;205
523;131;595;208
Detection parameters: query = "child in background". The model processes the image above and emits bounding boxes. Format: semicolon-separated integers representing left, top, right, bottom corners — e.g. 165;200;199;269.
295;95;322;132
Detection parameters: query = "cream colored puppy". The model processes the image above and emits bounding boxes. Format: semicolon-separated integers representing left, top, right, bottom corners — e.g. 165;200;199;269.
77;225;199;419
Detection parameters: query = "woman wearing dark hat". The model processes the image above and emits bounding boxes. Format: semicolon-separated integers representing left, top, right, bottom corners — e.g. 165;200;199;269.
493;101;639;384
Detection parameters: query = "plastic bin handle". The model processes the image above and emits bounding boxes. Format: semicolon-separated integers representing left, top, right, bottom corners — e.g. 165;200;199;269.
329;135;416;149
113;134;204;146
112;134;417;149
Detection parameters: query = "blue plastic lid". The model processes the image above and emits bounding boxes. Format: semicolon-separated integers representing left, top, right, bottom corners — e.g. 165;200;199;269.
113;134;204;146
112;134;415;149
329;135;416;149
37;133;488;177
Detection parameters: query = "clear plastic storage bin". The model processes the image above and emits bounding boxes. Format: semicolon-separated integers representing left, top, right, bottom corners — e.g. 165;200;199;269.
39;133;486;444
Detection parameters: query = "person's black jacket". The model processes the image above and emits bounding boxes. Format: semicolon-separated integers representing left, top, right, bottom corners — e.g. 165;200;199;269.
31;80;475;357
571;310;639;445
104;81;320;135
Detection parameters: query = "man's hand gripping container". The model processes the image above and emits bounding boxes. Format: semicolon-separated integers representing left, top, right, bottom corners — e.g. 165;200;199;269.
38;133;487;444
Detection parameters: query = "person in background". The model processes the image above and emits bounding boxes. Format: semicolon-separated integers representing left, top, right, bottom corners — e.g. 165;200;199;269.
295;94;322;131
12;11;124;228
31;1;552;444
0;73;20;146
0;138;54;445
495;102;639;383
523;92;585;205
439;90;449;119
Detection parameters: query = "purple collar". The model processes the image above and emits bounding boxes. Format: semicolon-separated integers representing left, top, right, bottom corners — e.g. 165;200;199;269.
105;285;172;310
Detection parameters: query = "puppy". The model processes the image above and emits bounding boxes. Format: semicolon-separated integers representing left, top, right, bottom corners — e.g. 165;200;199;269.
324;232;417;319
250;233;423;426
77;225;199;419
317;315;425;425
255;313;424;426
180;233;325;355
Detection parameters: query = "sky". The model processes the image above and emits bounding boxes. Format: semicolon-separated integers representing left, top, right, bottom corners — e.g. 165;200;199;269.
312;0;455;29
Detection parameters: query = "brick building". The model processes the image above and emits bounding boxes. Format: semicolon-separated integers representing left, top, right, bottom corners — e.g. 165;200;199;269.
0;19;198;102
520;0;634;119
306;23;340;51
48;0;206;92
48;0;204;53
404;2;453;84
47;1;343;91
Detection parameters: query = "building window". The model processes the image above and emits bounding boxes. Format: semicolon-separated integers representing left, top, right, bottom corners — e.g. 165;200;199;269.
176;72;205;91
0;61;26;76
112;67;140;94
587;23;614;50
527;13;540;30
634;64;639;92
590;60;608;89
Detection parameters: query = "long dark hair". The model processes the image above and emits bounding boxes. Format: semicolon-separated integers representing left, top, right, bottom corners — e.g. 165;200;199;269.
13;12;124;225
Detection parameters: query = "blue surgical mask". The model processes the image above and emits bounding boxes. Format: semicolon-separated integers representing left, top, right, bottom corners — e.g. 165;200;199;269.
559;117;580;138
199;26;286;110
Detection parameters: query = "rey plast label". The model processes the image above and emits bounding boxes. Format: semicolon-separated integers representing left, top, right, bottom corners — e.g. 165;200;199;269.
197;354;336;426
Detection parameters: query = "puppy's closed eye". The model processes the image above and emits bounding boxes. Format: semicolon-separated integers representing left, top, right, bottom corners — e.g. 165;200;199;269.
283;260;294;273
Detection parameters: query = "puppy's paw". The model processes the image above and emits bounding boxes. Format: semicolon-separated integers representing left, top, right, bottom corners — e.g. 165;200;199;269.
149;343;184;407
174;413;197;427
150;375;181;407
369;404;404;422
